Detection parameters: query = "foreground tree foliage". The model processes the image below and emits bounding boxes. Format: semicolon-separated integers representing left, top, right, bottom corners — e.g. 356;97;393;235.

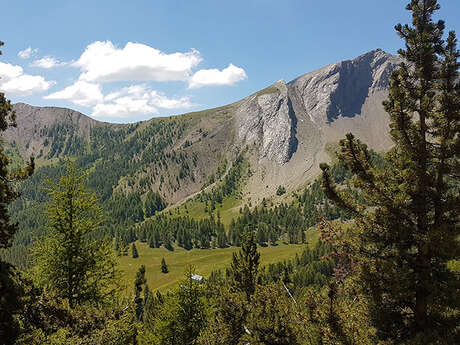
31;162;119;309
321;0;460;343
242;284;301;345
197;233;261;345
16;295;137;345
139;265;206;345
0;41;35;344
229;232;260;303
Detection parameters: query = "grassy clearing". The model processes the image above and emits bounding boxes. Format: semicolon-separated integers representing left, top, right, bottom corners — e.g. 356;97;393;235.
118;228;320;294
169;194;242;227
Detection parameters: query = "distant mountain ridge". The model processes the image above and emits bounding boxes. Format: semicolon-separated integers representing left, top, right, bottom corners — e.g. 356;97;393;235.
5;49;401;206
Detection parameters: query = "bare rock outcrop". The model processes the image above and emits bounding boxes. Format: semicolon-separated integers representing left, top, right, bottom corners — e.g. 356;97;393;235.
235;49;400;169
235;80;296;164
289;49;401;124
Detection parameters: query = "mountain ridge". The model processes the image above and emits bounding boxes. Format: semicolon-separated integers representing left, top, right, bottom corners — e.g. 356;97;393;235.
5;48;401;206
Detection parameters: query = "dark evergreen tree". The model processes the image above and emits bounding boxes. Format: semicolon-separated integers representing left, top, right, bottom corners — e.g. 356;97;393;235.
321;1;460;343
132;242;139;258
183;230;192;250
142;284;155;325
216;223;227;248
144;191;167;218
276;185;286;196
176;265;206;345
161;258;169;274
148;235;155;249
243;285;300;345
134;264;147;320
229;232;260;303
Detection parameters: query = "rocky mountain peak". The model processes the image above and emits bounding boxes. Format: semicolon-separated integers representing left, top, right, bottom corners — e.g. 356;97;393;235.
234;49;400;166
288;49;401;124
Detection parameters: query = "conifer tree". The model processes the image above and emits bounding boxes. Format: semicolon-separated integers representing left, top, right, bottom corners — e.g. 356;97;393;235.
132;242;139;258
321;1;460;343
229;232;260;303
134;264;147;320
176;265;206;345
142;284;155;325
216;224;227;248
161;258;168;274
242;285;300;345
0;40;35;344
148;235;155;248
144;191;166;218
31;161;118;309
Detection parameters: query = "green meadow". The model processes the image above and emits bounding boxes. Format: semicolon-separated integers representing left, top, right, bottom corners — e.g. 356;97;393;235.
169;194;242;226
118;235;316;294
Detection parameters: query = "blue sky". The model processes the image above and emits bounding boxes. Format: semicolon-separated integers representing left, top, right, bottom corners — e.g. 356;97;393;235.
1;0;459;123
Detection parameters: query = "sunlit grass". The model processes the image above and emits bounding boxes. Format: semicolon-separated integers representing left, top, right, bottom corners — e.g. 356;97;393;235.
118;227;320;294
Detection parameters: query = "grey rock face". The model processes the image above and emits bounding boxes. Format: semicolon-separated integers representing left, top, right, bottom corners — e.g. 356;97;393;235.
236;80;296;164
289;49;401;124
235;50;400;166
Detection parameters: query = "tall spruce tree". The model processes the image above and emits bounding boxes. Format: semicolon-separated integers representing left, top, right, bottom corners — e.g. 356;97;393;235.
229;232;260;303
321;1;460;343
134;264;147;320
31;161;118;309
132;242;139;258
161;258;168;274
176;265;206;345
0;41;34;344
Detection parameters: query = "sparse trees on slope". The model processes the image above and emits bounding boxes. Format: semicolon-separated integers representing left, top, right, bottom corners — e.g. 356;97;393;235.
321;1;460;343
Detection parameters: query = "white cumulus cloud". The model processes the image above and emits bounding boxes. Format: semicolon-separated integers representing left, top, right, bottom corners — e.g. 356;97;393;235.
188;63;247;89
93;84;193;119
150;90;192;109
92;99;157;119
45;82;194;119
0;62;55;96
31;56;66;69
74;41;202;83
104;84;150;102
44;81;104;107
18;47;38;59
35;41;247;120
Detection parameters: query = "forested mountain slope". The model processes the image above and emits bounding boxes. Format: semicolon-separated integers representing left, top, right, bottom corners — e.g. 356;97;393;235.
1;49;400;264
